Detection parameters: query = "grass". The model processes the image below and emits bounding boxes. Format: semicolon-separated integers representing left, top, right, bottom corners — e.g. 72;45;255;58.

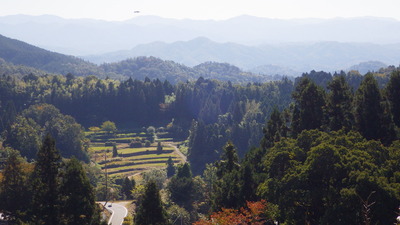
90;146;112;151
107;162;167;175
122;154;178;160
87;129;184;177
156;138;174;141
108;137;135;141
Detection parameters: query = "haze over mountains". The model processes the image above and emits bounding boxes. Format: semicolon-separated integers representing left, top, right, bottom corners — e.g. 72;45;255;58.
85;37;400;75
1;14;400;76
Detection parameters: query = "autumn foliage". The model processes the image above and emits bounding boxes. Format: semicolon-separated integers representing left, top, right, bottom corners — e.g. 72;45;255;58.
194;200;273;225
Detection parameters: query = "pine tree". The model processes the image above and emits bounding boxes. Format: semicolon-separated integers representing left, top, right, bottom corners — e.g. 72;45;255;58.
60;157;97;225
31;133;62;225
135;181;169;225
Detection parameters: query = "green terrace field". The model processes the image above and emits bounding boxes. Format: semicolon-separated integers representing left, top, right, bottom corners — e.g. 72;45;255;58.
86;129;185;177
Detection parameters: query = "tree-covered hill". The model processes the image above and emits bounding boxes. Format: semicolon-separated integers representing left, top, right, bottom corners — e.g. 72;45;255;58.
101;57;273;84
0;34;106;77
0;66;399;224
0;34;278;84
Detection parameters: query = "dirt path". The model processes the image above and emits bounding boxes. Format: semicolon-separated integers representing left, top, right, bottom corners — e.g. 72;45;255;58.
165;142;187;163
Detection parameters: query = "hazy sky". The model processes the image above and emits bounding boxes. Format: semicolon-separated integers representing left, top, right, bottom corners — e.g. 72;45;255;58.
1;0;400;21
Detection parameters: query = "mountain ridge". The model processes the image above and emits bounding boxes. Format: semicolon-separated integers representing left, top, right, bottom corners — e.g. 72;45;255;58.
83;37;400;75
0;33;281;83
2;14;400;55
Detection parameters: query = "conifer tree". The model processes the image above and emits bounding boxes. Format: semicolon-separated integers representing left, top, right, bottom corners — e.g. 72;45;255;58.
121;177;135;199
326;75;353;131
31;133;62;225
386;70;400;127
112;144;118;157
262;107;285;149
135;181;169;225
291;77;326;136
157;141;163;153
168;163;193;209
166;156;175;178
212;142;242;210
354;73;396;144
216;141;239;177
60;157;97;225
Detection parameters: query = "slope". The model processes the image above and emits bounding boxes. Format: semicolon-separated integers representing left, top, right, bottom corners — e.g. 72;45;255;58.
0;34;106;77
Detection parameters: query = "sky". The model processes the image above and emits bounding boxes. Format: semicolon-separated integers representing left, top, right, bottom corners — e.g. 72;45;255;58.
1;0;400;21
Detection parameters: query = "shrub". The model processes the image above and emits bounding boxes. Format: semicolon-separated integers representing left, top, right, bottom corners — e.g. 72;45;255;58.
129;141;142;148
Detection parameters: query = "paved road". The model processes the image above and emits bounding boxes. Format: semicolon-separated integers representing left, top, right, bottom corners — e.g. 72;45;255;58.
99;202;128;225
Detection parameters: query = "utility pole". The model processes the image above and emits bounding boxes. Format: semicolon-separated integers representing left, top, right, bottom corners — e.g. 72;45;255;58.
104;150;109;206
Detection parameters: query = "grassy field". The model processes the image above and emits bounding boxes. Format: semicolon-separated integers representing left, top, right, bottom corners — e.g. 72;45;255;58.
87;129;184;177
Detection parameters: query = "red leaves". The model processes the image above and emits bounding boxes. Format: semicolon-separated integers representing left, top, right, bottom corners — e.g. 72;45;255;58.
194;200;270;225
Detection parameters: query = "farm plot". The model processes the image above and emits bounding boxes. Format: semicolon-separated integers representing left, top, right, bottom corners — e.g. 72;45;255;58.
87;129;185;177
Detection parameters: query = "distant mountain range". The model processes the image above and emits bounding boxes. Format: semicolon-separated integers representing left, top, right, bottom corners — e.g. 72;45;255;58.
1;14;400;56
1;14;399;76
84;37;400;76
0;33;278;83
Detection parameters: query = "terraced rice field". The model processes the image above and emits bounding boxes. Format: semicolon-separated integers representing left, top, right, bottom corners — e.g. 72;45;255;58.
87;130;185;177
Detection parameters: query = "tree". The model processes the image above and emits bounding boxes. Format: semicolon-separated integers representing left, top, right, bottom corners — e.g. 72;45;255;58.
60;157;98;225
112;144;118;157
194;200;278;225
89;126;101;133
0;100;16;132
291;77;326;136
168;163;193;209
101;120;117;133
326;75;353;131
385;70;400;127
216;141;239;177
157;141;163;153
258;130;399;224
4;116;41;159
262;107;285;149
166;156;175;178
212;142;242;210
121;177;135;200
135;180;169;225
0;148;31;223
31;134;62;225
354;73;396;144
6;104;88;161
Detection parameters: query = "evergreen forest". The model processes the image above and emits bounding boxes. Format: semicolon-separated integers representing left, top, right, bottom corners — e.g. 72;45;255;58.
0;40;399;224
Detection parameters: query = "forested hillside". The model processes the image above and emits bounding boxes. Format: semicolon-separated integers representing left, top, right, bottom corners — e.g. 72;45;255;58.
0;46;399;224
0;34;105;77
0;33;279;83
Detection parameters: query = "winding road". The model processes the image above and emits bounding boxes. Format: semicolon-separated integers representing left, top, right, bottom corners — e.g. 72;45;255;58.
99;202;128;225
